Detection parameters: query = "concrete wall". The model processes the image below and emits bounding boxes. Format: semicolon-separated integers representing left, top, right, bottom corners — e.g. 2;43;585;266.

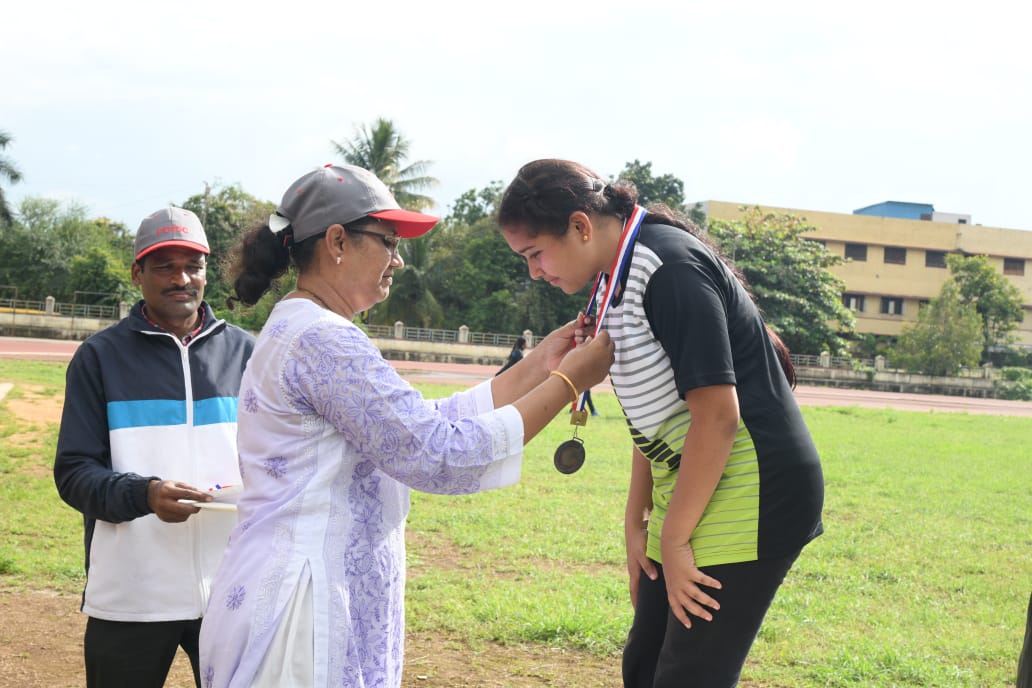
0;312;515;366
0;308;1013;398
375;338;510;366
796;365;996;398
0;310;117;341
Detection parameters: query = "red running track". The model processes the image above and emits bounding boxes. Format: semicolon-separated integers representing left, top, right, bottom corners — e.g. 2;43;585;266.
3;336;1031;418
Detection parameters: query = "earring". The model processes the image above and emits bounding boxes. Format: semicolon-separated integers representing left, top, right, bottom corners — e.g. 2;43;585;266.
582;234;588;241
335;256;342;265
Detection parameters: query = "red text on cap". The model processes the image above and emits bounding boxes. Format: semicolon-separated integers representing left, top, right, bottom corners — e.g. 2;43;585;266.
157;224;191;235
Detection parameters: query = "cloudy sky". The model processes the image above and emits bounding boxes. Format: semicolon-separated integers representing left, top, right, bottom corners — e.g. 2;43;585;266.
3;0;1029;232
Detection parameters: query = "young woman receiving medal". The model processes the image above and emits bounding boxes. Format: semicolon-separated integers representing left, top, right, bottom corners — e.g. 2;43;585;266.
498;159;825;688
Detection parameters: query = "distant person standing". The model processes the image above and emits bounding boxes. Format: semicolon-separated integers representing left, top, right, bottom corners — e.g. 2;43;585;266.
582;388;599;416
496;336;527;375
54;207;254;688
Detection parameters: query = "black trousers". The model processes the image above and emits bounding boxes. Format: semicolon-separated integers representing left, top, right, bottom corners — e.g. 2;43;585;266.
623;552;799;688
84;616;202;688
1018;592;1032;688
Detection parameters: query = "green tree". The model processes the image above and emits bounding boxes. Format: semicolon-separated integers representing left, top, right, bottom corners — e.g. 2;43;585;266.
0;130;23;227
707;206;855;355
376;235;444;328
430;213;529;332
945;253;1025;360
180;184;275;317
331;118;437;211
0;197;132;302
893;281;983;376
614;159;705;226
382;182;504;329
426;183;584;335
93;216;134;260
68;247;136;304
440;182;503;229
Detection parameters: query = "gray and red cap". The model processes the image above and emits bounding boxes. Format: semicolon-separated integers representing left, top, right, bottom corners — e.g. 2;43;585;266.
134;207;210;260
270;163;438;241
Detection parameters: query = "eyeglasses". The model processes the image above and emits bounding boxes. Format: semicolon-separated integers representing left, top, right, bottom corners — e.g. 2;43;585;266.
345;227;402;256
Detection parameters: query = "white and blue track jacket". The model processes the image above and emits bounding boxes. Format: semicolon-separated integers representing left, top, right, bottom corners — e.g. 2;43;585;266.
54;301;254;622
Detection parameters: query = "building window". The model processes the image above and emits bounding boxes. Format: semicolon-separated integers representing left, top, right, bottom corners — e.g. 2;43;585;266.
1004;258;1025;276
881;297;904;315
843;293;865;312
883;246;907;265
845;243;868;261
925;250;947;268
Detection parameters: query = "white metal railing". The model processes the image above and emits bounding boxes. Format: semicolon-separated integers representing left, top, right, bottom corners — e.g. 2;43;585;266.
0;297;120;320
790;353;873;369
365;324;522;348
1;298;944;369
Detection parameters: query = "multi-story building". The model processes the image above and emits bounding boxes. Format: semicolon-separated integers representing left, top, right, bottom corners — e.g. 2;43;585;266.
701;200;1032;349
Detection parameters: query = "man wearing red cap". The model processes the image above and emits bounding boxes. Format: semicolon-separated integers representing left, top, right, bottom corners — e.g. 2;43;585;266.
54;206;254;688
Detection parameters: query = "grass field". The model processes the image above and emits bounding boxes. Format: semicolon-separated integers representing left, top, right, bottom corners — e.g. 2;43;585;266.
1;361;1029;687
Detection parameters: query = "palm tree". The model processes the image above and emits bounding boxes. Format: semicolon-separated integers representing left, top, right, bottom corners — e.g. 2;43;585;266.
0;130;24;226
331;118;438;211
376;236;444;328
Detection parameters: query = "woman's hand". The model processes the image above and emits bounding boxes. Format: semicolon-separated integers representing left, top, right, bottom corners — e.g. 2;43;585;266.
526;316;582;374
625;521;656;609
660;538;722;629
573;312;594;347
556;330;613;392
523;312;601;380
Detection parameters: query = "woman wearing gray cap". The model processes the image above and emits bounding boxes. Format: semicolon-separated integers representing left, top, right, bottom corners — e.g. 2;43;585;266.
198;164;613;687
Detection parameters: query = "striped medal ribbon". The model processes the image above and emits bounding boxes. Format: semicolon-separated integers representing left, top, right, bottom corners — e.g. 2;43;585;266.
554;204;647;475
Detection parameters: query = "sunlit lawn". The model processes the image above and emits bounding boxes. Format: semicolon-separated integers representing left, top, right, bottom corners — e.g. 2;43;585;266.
1;362;1029;686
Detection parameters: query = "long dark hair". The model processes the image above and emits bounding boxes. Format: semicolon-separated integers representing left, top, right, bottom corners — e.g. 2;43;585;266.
498;159;795;387
498;159;689;237
224;223;322;308
225;217;388;309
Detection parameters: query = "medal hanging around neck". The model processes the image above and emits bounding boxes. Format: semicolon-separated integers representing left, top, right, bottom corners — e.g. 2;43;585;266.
553;204;647;474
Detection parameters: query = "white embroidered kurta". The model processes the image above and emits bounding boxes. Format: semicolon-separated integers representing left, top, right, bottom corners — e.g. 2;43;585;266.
199;300;524;687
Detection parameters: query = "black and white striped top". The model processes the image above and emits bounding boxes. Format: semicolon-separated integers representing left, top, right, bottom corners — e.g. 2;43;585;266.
601;223;824;566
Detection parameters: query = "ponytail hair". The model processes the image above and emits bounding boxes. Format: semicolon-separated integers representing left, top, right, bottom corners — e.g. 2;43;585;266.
498;158;698;238
766;325;796;389
499;159;795;387
225;222;322;308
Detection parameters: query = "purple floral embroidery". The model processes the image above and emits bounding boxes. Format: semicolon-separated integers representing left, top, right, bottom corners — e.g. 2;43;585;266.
242;388;258;414
267;318;288;339
263;456;287;479
203;664;214;687
226;584;246;610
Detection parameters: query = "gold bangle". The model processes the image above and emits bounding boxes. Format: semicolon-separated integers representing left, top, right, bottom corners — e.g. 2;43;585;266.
549;370;579;403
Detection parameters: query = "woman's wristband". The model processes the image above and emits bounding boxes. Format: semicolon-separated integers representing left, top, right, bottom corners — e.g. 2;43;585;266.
549;370;579;403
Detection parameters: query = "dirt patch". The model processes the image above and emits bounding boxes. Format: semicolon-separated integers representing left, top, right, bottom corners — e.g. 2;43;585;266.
0;590;621;688
1;383;63;477
2;383;64;426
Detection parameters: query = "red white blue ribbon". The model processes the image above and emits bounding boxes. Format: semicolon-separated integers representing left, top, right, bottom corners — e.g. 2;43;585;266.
576;204;647;412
